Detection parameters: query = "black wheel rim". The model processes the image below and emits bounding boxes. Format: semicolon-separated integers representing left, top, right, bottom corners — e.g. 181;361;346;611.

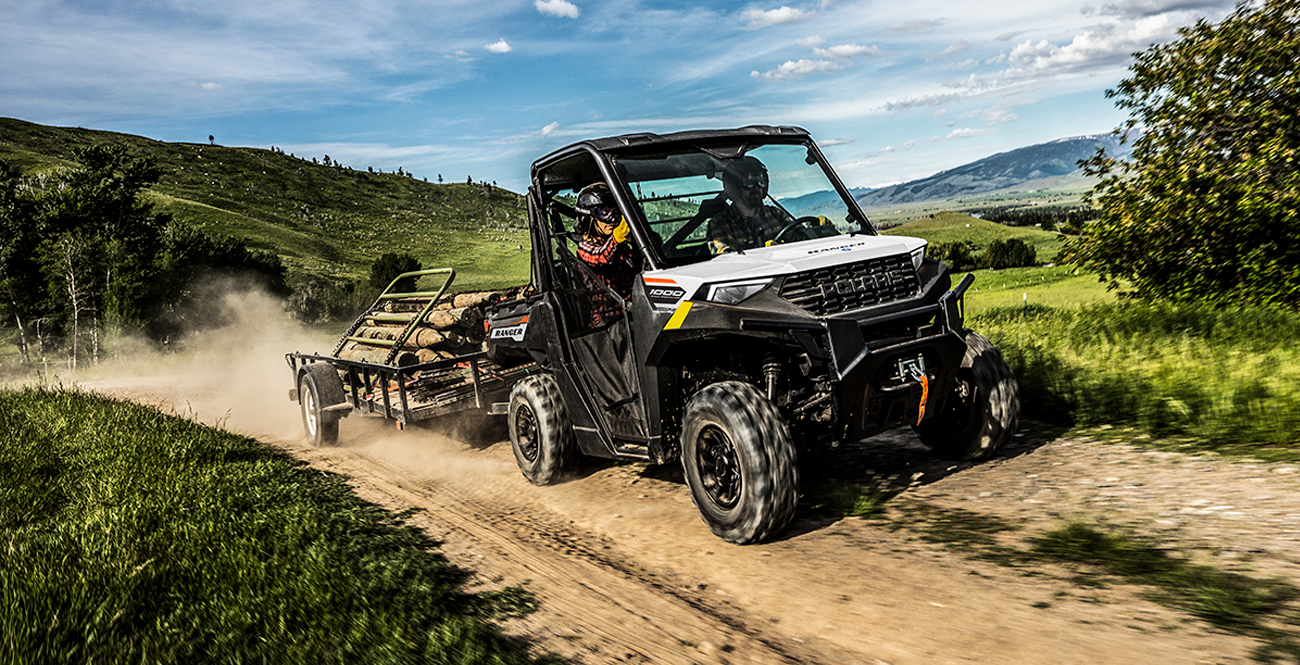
515;403;539;462
696;425;741;509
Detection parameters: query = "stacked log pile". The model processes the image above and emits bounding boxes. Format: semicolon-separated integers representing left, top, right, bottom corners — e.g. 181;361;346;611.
335;290;507;366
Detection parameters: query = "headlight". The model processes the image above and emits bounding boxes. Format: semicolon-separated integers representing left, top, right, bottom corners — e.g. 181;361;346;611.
705;279;773;305
910;245;926;271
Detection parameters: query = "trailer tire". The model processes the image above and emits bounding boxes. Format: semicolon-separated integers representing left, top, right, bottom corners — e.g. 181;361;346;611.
508;374;575;486
681;381;799;544
299;362;345;447
914;331;1019;461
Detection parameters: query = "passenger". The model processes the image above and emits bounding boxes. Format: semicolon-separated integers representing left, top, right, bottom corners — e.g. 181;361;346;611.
574;182;642;299
706;156;791;254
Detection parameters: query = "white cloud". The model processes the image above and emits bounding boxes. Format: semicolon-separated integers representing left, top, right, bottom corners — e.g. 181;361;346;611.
797;35;825;48
536;0;580;19
753;41;879;81
503;121;564;143
882;93;962;112
943;58;981;71
944;14;1182;95
890;19;944;33
959;106;1020;125
752;59;845;81
813;44;881;60
742;6;812;29
947;128;994;139
485;39;513;53
943;41;972;57
1006;16;1171;75
1091;0;1230;19
447;50;475;62
860;140;918;157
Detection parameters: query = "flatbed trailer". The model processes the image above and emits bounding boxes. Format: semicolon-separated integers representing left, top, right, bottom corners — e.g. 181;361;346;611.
287;268;533;444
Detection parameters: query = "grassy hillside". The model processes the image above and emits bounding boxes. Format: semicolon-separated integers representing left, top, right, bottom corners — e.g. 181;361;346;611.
883;211;1066;262
863;174;1093;228
0;118;531;292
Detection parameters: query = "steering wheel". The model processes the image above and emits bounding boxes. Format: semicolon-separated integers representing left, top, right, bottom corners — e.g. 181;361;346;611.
771;216;821;244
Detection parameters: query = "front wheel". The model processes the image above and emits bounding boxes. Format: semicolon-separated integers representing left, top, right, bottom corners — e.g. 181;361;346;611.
508;374;576;486
299;362;345;447
914;331;1019;460
681;381;799;544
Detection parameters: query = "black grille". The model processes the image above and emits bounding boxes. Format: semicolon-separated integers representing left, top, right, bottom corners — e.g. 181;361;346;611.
779;254;920;316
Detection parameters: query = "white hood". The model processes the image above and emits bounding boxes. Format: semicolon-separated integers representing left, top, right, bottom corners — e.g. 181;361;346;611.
640;233;925;311
650;233;923;282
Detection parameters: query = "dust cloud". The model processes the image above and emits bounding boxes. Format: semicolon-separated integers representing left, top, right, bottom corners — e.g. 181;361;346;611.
58;278;517;474
62;278;335;444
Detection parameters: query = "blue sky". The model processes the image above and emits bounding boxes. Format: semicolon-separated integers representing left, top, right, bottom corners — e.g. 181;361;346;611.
1;0;1239;192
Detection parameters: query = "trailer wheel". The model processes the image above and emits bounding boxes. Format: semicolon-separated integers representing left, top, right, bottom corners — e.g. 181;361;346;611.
914;331;1019;461
508;374;575;486
681;381;799;544
299;363;345;447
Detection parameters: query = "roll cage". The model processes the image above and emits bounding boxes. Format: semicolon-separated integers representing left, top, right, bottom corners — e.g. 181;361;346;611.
528;125;879;274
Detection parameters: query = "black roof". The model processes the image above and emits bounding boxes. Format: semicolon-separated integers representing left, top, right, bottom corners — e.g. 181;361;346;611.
533;125;810;168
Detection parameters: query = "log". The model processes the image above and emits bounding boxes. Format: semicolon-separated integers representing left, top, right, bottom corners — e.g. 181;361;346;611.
451;291;502;309
425;307;482;329
353;325;405;341
415;348;458;364
336;347;417;366
409;327;464;348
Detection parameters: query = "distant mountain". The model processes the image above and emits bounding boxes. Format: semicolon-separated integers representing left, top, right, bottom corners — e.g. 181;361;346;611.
856;134;1133;207
780;187;873;216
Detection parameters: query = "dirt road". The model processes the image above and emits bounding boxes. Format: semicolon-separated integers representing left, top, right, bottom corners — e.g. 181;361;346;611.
84;360;1300;665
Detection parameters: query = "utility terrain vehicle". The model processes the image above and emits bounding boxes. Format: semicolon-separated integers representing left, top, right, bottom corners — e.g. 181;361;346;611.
287;125;1019;544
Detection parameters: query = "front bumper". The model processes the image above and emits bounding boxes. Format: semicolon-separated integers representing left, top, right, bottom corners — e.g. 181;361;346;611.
740;273;973;440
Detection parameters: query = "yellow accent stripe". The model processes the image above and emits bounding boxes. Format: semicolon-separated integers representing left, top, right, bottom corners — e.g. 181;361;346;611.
664;301;693;330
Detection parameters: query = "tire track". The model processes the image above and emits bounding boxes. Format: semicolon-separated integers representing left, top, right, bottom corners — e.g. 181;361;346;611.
296;443;847;665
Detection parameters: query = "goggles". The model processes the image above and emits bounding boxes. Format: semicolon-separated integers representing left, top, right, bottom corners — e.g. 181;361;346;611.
735;171;768;193
594;206;618;222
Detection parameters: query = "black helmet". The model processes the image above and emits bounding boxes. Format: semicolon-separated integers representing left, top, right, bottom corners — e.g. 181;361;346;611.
575;182;616;220
722;156;768;193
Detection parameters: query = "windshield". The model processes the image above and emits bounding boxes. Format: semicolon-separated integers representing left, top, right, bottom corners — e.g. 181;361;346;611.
615;142;871;266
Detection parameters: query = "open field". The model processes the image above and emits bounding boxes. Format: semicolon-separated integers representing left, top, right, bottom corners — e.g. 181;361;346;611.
961;265;1117;312
883;211;1068;262
862;172;1094;227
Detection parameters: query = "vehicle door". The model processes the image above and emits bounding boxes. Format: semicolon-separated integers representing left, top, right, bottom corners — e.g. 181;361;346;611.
533;161;651;455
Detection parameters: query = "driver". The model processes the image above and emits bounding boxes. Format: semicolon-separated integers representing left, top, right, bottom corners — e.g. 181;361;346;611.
706;156;791;254
574;182;641;299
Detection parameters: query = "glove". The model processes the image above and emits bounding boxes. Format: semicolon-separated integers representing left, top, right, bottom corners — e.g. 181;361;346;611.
612;218;631;244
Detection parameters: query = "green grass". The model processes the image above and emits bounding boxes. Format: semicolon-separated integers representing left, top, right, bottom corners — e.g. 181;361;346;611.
0;386;556;664
974;302;1300;456
884;211;1066;262
960;265;1118;313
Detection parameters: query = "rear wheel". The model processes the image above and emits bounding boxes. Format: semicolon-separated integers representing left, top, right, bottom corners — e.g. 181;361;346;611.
299;363;345;447
508;374;576;485
681;381;798;544
914;331;1019;460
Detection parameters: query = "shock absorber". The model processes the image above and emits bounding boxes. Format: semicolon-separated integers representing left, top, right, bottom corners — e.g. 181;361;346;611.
763;353;781;403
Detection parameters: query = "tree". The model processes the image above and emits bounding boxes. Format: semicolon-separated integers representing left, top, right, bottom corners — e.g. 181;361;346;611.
983;238;1037;270
1062;0;1300;308
0;145;288;363
929;241;978;272
368;252;422;294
